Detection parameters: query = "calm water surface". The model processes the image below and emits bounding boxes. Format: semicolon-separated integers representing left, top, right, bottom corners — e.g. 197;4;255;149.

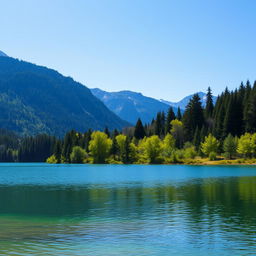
0;164;256;255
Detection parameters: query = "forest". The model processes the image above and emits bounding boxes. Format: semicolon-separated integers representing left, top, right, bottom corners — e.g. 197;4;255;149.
1;80;256;164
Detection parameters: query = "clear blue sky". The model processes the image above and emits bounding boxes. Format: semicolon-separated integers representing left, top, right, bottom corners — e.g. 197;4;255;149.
1;0;255;101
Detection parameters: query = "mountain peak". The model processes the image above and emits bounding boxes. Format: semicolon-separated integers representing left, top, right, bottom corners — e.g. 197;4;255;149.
0;50;8;57
160;91;217;110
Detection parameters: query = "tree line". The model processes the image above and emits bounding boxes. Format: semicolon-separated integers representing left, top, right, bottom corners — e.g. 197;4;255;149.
1;80;256;163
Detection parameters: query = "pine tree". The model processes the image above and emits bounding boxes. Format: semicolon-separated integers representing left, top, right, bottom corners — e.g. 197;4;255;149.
62;131;75;162
192;126;201;149
213;89;230;139
53;140;62;163
205;87;214;118
134;118;146;140
123;137;131;163
160;111;165;137
104;127;110;137
112;129;119;138
84;129;92;152
200;125;207;144
223;91;243;137
177;107;182;120
165;107;176;134
182;94;205;141
154;112;162;136
110;136;118;159
244;82;256;133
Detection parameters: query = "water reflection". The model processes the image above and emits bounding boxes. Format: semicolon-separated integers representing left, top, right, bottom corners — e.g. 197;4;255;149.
0;168;256;255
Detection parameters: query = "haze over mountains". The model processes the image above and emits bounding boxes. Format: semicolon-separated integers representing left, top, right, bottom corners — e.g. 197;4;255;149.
91;88;217;124
0;54;129;136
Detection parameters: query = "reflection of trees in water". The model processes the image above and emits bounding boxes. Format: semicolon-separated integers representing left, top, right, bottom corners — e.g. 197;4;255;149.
1;177;256;229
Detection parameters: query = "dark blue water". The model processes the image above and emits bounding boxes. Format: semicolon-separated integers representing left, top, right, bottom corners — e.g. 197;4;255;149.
0;164;256;255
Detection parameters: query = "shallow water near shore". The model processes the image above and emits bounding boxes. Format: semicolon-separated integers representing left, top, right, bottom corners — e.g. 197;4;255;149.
0;163;256;255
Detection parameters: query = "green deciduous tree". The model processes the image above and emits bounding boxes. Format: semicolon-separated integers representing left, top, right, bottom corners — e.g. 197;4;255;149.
116;134;127;163
143;135;162;164
70;146;87;163
170;119;184;148
237;133;253;158
201;134;219;157
162;133;175;158
89;131;112;163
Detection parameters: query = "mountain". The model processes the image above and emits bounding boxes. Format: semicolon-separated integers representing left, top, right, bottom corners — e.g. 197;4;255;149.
160;92;217;110
91;88;179;124
0;56;129;136
0;51;8;57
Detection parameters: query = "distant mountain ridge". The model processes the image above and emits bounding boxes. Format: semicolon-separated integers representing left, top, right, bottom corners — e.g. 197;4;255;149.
0;51;8;57
91;88;179;124
91;89;217;124
160;92;217;110
0;55;129;136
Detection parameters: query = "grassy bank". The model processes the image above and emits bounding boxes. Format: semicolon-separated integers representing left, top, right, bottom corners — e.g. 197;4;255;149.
182;157;256;165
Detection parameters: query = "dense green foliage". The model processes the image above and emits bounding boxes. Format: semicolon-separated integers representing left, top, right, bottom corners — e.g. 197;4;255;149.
0;57;129;136
0;130;56;162
2;81;256;163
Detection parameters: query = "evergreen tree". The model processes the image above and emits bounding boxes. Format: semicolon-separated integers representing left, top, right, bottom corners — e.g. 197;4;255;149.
104;127;110;137
154;112;162;136
244;83;256;133
160;111;165;137
18;134;55;162
223;92;243;137
165;107;176;134
112;129;119;138
177;107;182;120
84;129;92;152
53;140;62;163
110;135;118;159
182;94;205;141
205;87;214;118
123;137;131;163
199;125;207;145
192;126;201;150
62;131;74;162
134;118;146;139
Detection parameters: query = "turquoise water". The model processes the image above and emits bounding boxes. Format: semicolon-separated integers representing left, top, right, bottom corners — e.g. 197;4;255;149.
0;164;256;255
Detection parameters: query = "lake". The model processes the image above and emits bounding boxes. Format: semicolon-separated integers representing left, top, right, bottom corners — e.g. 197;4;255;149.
0;164;256;255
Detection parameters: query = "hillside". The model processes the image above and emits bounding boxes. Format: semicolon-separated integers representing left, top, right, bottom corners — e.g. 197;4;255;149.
91;88;179;124
0;56;129;136
0;51;8;57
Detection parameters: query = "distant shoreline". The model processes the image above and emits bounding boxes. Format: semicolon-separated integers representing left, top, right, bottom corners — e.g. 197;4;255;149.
43;159;256;166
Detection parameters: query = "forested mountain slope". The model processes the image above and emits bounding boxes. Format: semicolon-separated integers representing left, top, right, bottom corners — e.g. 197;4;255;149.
0;56;129;136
